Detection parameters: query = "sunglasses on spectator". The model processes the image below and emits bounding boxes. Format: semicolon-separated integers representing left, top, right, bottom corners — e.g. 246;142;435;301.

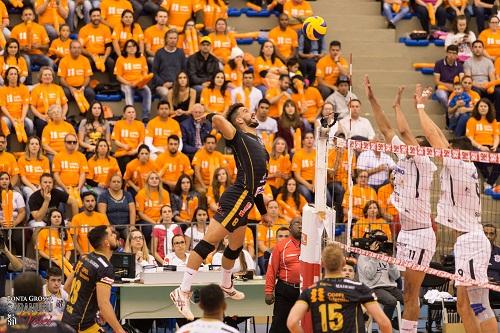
65;140;77;144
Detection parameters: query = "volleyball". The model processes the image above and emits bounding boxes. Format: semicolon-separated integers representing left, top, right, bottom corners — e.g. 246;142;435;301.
302;16;327;41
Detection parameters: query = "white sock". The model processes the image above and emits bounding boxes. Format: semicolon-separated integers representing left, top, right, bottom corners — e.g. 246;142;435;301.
221;268;233;289
180;267;197;293
400;319;418;333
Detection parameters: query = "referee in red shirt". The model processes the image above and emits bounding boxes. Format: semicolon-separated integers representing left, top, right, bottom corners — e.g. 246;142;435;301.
265;217;302;333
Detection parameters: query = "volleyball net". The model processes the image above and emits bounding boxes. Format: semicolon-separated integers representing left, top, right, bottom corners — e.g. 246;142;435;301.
300;133;500;292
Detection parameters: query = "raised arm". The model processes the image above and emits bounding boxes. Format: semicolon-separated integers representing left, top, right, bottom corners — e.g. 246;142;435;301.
393;86;419;146
415;85;449;149
207;113;236;140
363;75;396;143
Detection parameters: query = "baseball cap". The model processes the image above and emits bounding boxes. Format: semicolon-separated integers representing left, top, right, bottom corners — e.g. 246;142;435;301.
337;75;350;85
200;36;212;45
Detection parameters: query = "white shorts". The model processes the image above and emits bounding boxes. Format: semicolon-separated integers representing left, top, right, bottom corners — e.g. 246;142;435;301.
454;230;491;287
396;227;436;267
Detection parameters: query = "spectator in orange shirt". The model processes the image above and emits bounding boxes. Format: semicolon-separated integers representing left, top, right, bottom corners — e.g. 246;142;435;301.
18;136;50;200
292;131;317;203
202;0;227;32
86;139;120;197
290;75;324;125
254;40;288;93
34;0;69;40
171;175;201;225
283;0;313;31
207;167;232;218
156;135;193;190
0;67;33;138
136;171;171;242
316;40;349;99
276;178;307;222
100;0;134;29
111;10;145;56
224;47;249;89
52;133;89;192
112;105;146;173
58;40;95;108
145;101;183;160
115;39;152;122
268;137;291;196
268;13;298;63
78;101;111;157
145;8;169;66
192;134;227;194
79;8;114;79
30;66;68;137
11;7;54;72
160;0;203;32
479;15;500;61
200;70;231;114
48;24;71;64
208;18;236;65
266;74;292;119
41;105;76;158
0;135;19;188
466;98;499;189
167;71;197;123
352;200;392;240
124;144;158;196
277;99;306;153
0;39;28;84
342;169;378;222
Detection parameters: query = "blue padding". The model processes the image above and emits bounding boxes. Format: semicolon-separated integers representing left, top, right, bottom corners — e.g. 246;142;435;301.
335;224;345;236
69;33;78;40
240;7;249;13
227;8;242;17
433;39;445;46
246;9;271;17
95;94;122;102
420;67;434;75
237;38;254;45
404;39;429;46
257;37;268;44
39;270;47;279
398;37;407;43
30;64;41;72
492;192;500;199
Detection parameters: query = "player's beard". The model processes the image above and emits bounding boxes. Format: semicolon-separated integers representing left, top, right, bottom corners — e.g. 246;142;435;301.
248;119;259;128
109;241;118;251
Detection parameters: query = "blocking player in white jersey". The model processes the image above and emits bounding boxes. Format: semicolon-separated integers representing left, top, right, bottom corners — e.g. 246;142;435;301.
364;76;437;333
415;85;496;333
176;284;239;333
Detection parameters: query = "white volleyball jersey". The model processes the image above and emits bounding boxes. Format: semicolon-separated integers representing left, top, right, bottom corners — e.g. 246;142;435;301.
176;319;239;333
390;136;437;230
436;157;482;233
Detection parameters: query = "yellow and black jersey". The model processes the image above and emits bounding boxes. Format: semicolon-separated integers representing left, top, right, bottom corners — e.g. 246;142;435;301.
62;252;114;332
298;277;377;333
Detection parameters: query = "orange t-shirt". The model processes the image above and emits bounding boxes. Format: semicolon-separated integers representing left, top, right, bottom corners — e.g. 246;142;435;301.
114;55;149;82
0;1;7;22
123;158;158;188
111;119;145;157
37;227;74;258
254;56;285;86
87;156;120;185
203;0;227;30
69;212;110;254
352;218;392;239
30;84;68;115
209;32;236;63
35;0;68;26
268;154;291;189
466;117;498;146
0;152;19;176
377;183;398;218
58;55;93;87
11;22;50;55
156;151;193;184
145;116;182;148
191;148;228;185
135;189;171;222
479;28;500;58
268;26;298;59
144;25;168;54
276;193;307;220
52;151;89;187
0;85;30;120
160;0;202;31
342;185;377;220
291;86;324;122
79;23;112;55
223;63;245;87
112;23;144;49
327;148;356;190
0;56;29;78
265;87;289;118
18;155;50;185
316;55;348;86
256;219;288;256
283;1;313;30
100;0;133;29
200;87;231;113
41;121;76;154
292;148;316;182
49;37;71;58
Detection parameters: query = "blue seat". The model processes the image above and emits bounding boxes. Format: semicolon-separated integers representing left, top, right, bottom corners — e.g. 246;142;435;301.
257;37;268;44
420;68;434;75
335;224;345;236
95;94;122;102
237;38;254;45
404;39;430;46
246;9;271;17
69;33;78;40
485;188;500;199
227;7;242;17
433;39;445;47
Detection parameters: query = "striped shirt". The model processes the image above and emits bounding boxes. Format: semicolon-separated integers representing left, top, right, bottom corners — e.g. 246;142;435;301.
265;237;301;294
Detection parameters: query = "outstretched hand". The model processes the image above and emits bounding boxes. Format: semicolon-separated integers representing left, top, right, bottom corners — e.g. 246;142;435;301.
393;86;405;109
414;84;432;107
363;75;375;99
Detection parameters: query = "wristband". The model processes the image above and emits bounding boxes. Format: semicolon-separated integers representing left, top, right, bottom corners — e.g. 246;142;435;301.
416;104;425;109
206;113;217;122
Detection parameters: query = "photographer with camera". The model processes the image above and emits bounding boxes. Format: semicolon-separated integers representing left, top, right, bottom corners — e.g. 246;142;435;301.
357;229;403;328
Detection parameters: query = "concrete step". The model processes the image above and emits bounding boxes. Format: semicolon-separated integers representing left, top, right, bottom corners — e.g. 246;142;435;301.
341;41;407;57
352;56;412;70
322;2;380;15
333;29;396;42
322;14;386;29
227;16;277;32
350;82;434;97
351;70;432;85
355;97;445;115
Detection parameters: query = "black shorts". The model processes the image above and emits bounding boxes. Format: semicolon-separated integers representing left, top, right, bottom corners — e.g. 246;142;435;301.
214;185;254;232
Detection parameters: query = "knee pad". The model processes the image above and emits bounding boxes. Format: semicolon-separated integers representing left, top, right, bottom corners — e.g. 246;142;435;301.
468;287;495;322
223;245;243;260
193;240;215;260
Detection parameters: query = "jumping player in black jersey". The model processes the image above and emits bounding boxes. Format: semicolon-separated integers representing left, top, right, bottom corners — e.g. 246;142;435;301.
62;226;126;333
287;244;392;333
170;103;272;320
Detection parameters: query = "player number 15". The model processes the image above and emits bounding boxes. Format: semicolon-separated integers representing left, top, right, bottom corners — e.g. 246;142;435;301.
318;303;343;332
